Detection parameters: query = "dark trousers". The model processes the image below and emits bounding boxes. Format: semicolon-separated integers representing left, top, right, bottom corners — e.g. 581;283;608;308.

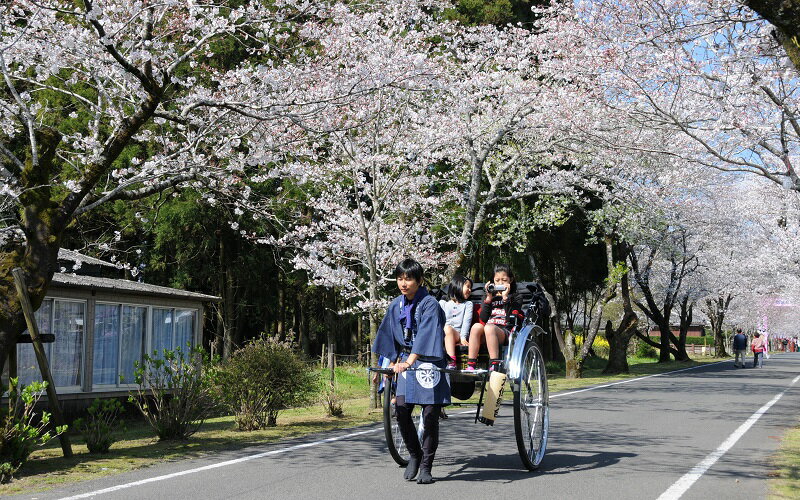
395;396;441;470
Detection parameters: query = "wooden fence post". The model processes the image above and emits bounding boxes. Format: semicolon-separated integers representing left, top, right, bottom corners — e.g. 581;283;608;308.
11;268;73;458
328;342;335;387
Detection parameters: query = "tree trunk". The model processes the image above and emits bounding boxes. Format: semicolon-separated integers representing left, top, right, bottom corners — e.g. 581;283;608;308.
745;0;800;74
674;296;692;362
0;129;64;375
299;298;310;356
369;311;379;408
658;320;672;363
277;287;285;340
603;270;639;374
220;237;236;359
704;295;731;358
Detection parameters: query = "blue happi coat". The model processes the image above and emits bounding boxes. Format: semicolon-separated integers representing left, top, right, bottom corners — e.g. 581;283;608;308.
373;287;450;405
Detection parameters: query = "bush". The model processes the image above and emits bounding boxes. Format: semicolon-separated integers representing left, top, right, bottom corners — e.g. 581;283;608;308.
73;398;124;453
129;346;219;440
636;341;659;359
217;336;319;430
545;360;565;374
321;385;344;418
0;379;67;483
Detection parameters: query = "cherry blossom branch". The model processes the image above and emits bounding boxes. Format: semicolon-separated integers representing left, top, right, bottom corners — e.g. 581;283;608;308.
75;169;198;215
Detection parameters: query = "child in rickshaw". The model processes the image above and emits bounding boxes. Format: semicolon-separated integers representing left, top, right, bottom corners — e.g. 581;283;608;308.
438;274;474;369
467;264;523;372
372;259;450;484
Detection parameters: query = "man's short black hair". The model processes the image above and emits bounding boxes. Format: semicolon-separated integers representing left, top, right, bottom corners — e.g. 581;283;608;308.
395;259;423;283
736;328;742;333
448;274;472;302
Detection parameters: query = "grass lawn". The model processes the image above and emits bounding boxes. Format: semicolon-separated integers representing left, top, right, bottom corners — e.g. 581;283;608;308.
769;420;800;499
0;355;727;496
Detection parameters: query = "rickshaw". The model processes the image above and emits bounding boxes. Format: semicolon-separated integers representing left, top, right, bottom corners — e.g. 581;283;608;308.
370;282;550;471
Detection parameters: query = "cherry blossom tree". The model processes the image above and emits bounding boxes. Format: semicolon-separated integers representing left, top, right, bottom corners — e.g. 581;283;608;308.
562;0;800;194
0;0;381;372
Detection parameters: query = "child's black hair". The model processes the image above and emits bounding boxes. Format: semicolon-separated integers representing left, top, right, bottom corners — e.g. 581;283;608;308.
492;263;517;293
395;258;424;283
448;274;472;303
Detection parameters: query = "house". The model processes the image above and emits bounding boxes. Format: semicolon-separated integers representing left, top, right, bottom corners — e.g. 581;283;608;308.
5;250;219;412
648;324;706;337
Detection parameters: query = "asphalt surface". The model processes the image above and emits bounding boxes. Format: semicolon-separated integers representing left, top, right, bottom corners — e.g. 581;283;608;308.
23;353;800;500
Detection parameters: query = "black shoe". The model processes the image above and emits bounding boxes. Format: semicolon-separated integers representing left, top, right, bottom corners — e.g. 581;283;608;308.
404;456;420;481
417;468;434;484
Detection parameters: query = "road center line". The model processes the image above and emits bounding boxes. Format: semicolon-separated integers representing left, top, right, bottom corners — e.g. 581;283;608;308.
656;374;800;500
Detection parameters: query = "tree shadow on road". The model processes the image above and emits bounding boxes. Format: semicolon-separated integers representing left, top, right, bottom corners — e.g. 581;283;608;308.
435;447;636;483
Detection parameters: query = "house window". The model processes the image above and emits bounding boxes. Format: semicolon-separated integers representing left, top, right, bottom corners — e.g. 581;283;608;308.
16;298;85;389
93;304;146;386
150;308;196;358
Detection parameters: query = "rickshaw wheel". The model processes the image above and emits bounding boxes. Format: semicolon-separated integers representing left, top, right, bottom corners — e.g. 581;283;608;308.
383;374;421;466
513;340;549;470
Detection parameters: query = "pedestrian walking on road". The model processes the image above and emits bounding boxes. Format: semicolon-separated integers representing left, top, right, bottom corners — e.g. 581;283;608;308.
373;259;450;485
751;331;766;368
732;329;747;368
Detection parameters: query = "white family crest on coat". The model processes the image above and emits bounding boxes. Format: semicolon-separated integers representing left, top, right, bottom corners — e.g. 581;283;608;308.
415;363;440;389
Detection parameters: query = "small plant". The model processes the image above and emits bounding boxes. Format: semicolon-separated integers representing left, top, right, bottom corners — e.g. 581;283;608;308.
217;335;319;430
636;341;659;359
545;360;564;374
73;398;124;453
322;384;344;418
129;346;219;440
0;378;67;483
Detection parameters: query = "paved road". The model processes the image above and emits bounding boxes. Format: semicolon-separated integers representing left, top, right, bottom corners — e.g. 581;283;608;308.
25;353;800;500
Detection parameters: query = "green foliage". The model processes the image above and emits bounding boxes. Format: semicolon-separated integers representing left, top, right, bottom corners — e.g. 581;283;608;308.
216;336;320;430
605;261;630;288
129;347;219;440
321;384;344;418
488;195;575;252
545;360;565;374
73;399;124;454
0;379;67;483
443;0;540;26
636;341;659;359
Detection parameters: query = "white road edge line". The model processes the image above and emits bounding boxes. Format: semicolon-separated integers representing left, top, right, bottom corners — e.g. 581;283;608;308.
656;374;800;500
56;357;748;498
57;428;380;500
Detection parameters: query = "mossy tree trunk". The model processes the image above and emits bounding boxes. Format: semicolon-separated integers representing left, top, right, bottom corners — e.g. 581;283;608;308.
745;0;800;73
0;88;163;374
703;294;732;358
603;269;639;375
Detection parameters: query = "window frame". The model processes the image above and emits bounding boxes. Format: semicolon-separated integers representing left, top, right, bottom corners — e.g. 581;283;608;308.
16;297;87;393
91;300;150;390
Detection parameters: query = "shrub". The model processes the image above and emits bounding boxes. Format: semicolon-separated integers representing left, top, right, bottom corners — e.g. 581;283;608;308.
545;360;565;374
73;398;124;453
217;336;319;430
636;341;659;359
321;384;344;418
129;346;219;440
0;379;67;483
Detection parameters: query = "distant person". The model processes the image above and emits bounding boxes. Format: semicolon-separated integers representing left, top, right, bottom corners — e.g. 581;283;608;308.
751;331;766;368
732;329;747;368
